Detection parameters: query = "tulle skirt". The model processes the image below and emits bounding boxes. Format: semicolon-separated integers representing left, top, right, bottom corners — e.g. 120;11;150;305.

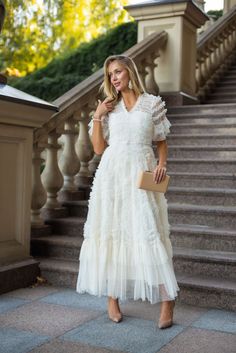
76;143;179;304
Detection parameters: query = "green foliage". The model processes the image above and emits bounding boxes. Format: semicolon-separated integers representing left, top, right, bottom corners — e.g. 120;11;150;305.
11;21;137;102
207;10;223;21
0;0;129;75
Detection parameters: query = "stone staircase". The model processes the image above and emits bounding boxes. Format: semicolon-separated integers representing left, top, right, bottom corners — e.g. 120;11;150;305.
166;103;236;311
206;58;236;104
31;102;236;311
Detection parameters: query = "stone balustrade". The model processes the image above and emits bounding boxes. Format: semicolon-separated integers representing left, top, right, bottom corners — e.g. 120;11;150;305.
196;5;236;101
31;30;168;226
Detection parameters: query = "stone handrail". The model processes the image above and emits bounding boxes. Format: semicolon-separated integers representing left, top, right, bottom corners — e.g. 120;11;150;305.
31;30;168;226
196;5;236;100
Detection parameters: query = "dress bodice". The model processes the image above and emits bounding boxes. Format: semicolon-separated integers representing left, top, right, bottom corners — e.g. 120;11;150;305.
88;92;171;147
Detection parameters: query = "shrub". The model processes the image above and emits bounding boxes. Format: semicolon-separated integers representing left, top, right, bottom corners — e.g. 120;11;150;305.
11;21;137;102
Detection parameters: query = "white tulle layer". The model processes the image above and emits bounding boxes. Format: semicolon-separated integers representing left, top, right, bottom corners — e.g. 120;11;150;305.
76;143;179;304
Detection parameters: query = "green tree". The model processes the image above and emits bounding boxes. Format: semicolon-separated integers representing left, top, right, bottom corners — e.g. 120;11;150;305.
0;0;129;76
207;9;223;21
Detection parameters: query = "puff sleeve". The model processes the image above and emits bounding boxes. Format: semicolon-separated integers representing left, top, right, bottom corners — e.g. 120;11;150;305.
88;114;110;144
151;95;171;141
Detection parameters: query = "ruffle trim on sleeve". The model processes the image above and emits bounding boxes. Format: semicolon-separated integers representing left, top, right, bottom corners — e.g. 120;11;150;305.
151;95;171;141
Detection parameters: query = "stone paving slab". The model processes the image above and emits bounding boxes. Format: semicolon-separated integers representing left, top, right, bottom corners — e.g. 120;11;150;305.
0;301;103;337
0;327;50;353
192;309;236;334
40;290;108;311
4;285;60;301
0;296;29;314
62;313;184;353
28;339;125;353
120;298;208;326
158;327;236;353
0;285;236;353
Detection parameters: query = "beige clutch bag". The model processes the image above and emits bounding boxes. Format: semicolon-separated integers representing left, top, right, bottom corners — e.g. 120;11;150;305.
137;171;170;193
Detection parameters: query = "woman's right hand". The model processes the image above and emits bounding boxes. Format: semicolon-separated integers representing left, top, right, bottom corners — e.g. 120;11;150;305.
94;97;115;119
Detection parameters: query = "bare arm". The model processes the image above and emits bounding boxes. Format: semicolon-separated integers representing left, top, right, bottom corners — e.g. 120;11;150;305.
153;140;168;183
91;98;114;155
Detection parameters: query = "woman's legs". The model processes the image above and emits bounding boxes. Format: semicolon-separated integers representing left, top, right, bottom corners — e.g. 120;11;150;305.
107;296;123;323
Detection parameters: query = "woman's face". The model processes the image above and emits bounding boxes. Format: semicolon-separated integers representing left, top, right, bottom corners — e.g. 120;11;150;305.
108;60;130;92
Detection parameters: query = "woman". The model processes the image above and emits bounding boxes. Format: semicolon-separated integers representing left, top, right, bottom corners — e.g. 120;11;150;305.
76;55;179;329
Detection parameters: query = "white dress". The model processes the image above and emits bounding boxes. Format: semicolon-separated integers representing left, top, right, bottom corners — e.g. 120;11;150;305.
76;92;179;304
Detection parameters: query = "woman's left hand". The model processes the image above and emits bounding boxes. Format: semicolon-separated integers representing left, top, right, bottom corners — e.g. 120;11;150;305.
153;165;167;184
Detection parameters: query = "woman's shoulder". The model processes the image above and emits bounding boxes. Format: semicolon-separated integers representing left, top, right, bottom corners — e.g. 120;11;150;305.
141;92;163;104
139;92;163;113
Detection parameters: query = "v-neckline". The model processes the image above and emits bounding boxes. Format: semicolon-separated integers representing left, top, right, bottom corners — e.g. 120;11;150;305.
121;93;143;113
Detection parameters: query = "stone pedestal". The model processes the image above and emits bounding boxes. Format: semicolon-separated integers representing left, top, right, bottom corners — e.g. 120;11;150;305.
0;84;57;293
125;0;208;105
224;0;236;13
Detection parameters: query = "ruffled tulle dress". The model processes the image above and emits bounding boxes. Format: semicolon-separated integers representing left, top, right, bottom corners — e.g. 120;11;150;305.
76;92;179;304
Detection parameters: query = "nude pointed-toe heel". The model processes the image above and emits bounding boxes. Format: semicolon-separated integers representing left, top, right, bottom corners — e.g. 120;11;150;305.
108;312;123;323
108;297;123;323
158;300;175;329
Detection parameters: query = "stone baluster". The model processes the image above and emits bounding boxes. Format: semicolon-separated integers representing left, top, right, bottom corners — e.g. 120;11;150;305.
89;153;101;175
199;57;208;100
75;106;94;186
201;50;210;96
217;35;226;76
143;53;160;95
31;143;47;226
206;44;215;90
58;116;80;192
41;130;64;210
136;59;148;91
211;40;221;83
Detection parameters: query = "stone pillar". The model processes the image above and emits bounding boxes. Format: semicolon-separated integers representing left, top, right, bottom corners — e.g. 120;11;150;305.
224;0;236;13
0;85;57;294
125;0;208;105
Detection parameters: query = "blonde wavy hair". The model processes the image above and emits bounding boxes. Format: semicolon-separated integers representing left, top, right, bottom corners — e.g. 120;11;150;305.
100;55;145;104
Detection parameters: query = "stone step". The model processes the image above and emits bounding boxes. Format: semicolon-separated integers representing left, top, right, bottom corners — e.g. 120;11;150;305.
177;274;236;311
170;122;236;134
225;68;236;73
37;257;78;288
167;158;235;173
168;114;236;124
167;186;236;206
167;103;236;114
58;189;86;202
168;172;236;189
173;247;236;280
221;72;236;82
169;203;236;230
170;224;236;252
167;134;236;146
215;81;236;87
168;145;236;159
207;92;236;99
45;217;85;237
205;98;236;104
62;200;88;217
31;235;83;260
36;258;236;311
211;86;236;93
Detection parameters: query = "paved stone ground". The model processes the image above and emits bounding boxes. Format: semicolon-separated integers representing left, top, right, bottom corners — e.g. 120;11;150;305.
0;284;235;353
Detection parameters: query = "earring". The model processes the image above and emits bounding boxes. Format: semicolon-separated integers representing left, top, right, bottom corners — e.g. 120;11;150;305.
128;80;133;90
